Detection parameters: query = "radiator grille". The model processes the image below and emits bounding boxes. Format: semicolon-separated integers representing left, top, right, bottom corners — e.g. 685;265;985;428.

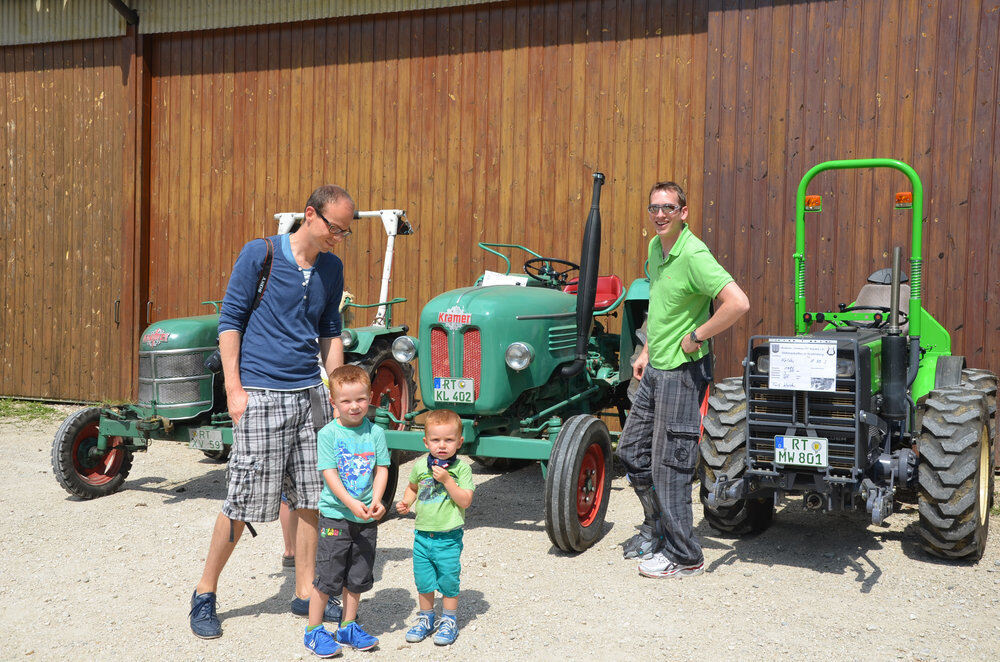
431;327;450;378
747;375;858;477
462;328;481;398
155;380;205;405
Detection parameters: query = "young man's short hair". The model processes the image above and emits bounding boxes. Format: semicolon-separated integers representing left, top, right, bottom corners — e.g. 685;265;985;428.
329;364;370;394
424;409;462;436
649;181;687;209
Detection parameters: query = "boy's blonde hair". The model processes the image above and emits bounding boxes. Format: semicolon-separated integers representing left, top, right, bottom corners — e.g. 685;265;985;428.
424;409;462;436
328;364;370;395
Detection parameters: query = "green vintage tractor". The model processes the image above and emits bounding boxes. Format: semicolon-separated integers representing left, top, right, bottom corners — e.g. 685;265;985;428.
376;173;652;552
52;208;417;501
699;158;996;560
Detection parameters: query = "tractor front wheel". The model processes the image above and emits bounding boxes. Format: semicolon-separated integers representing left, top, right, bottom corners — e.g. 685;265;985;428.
917;387;993;560
697;378;774;535
544;415;612;552
52;408;133;499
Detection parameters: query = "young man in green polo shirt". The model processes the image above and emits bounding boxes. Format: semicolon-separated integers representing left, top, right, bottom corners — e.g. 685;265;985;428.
617;181;750;578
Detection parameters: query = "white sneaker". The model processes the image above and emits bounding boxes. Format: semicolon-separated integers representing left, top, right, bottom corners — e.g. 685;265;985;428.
638;551;704;578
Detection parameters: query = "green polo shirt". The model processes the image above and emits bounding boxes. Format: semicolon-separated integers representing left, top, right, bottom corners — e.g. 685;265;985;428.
646;224;734;370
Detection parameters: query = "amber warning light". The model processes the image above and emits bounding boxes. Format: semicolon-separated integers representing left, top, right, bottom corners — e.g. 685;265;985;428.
804;195;822;212
895;192;913;209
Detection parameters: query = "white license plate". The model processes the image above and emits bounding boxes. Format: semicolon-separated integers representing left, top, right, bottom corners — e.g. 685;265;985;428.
189;428;223;451
774;435;828;468
433;377;475;404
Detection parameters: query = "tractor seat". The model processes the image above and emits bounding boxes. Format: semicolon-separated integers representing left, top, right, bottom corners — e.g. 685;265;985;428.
563;275;625;311
852;268;910;333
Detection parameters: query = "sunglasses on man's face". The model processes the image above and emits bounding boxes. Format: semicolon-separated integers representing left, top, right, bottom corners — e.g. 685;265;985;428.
315;208;352;237
647;204;682;216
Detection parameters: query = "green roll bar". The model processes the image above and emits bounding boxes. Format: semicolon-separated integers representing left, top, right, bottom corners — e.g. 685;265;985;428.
794;158;923;336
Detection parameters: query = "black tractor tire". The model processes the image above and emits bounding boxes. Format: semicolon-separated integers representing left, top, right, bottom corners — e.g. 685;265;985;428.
379;450;403;519
916;387;993;560
544;415;613;552
960;368;998;472
52;408;133;499
202;446;231;462
697;377;775;535
350;340;417;431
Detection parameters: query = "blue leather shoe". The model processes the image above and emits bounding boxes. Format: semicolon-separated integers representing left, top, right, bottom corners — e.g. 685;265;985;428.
189;590;222;639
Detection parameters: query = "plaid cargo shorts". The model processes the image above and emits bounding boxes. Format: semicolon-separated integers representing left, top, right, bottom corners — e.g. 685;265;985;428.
221;385;334;522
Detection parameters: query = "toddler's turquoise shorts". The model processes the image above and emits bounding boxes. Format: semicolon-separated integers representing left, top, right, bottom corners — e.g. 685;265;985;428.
413;528;464;597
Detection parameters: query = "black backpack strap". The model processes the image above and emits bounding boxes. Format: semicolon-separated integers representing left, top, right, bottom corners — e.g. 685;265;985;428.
250;237;274;313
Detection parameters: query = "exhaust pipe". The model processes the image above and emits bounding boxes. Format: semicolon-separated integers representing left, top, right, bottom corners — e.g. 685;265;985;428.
561;172;605;378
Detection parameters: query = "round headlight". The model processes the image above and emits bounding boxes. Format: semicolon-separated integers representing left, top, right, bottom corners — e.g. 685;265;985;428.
756;355;770;374
505;342;534;371
392;335;417;363
340;329;357;349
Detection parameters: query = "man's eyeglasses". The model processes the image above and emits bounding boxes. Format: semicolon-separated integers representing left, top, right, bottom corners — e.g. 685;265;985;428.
647;204;682;215
315;208;352;237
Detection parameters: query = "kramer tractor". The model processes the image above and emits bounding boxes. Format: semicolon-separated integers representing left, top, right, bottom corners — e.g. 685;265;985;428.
699;158;996;560
377;173;651;553
52;208;417;502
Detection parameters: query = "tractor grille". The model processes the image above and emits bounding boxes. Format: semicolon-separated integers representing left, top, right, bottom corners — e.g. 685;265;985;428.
462;328;481;398
547;325;576;352
137;347;215;417
747;376;858;478
431;327;450;378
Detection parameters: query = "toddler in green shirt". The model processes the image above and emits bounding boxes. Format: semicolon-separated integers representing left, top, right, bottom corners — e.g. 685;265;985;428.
395;409;475;646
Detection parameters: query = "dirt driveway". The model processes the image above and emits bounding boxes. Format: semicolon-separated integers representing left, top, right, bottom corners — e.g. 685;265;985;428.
2;409;999;661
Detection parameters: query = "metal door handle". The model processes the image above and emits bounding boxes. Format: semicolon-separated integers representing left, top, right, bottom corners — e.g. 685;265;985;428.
114;299;120;325
146;301;152;324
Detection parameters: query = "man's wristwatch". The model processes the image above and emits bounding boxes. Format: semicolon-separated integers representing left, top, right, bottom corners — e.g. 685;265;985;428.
689;330;704;345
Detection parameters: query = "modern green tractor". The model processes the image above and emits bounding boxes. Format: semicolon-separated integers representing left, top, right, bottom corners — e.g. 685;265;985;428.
377;173;653;553
52;208;417;501
699;158;996;560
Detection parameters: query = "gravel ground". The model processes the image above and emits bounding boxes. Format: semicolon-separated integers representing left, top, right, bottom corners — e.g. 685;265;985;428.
3;408;1000;662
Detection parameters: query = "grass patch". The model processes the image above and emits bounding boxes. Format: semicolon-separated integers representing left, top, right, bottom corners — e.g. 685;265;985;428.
0;398;63;422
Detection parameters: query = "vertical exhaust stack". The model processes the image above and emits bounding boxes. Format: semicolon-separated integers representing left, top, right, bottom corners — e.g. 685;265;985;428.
881;246;907;420
561;172;605;378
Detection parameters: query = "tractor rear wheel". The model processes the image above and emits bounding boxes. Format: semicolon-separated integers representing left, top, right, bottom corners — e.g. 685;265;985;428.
351;340;417;430
698;378;774;535
916;387;993;560
544;415;612;552
52;408;133;499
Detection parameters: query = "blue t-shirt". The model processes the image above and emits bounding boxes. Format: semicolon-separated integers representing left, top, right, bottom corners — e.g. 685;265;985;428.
317;418;391;522
218;233;343;390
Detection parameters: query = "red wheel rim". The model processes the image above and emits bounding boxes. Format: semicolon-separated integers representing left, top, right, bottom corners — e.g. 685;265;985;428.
576;442;605;526
371;360;410;431
71;422;125;486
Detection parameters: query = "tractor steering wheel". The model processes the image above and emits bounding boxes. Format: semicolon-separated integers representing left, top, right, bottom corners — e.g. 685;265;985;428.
839;305;907;329
523;257;580;286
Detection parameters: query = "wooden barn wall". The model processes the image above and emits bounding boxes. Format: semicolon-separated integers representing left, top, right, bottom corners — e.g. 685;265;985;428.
0;35;140;401
702;0;1000;378
145;1;708;353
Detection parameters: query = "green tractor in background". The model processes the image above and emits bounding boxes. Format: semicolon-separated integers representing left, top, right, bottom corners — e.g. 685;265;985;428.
378;173;652;552
699;159;996;560
52;208;417;501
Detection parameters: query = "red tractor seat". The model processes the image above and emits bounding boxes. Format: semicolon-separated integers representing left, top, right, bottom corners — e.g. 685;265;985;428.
563;275;625;310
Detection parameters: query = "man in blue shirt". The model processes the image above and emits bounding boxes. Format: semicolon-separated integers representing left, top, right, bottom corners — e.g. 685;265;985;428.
189;185;355;639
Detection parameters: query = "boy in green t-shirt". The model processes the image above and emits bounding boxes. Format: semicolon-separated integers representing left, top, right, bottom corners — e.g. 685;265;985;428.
395;409;475;646
303;365;390;657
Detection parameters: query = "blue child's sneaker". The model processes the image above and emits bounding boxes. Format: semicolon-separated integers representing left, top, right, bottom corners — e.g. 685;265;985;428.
291;596;343;623
336;621;379;651
404;611;436;643
433;615;458;646
304;626;342;658
189;590;222;639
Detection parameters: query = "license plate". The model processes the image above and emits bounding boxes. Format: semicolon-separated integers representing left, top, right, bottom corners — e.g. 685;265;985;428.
189;427;223;451
433;377;475;404
774;435;828;468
